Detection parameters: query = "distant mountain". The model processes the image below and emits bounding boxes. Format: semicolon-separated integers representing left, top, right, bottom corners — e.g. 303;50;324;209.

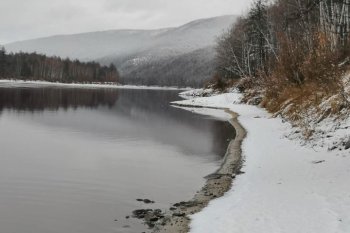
5;15;237;87
118;46;217;87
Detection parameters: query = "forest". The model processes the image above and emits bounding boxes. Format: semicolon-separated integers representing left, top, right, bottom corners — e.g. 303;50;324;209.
0;48;119;83
120;47;216;87
215;0;350;115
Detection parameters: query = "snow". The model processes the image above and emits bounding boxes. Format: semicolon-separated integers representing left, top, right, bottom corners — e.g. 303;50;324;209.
0;79;189;90
179;88;215;99
173;106;233;121
178;91;243;105
172;91;350;233
5;15;237;62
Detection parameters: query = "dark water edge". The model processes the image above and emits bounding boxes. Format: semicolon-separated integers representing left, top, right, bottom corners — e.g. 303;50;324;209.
0;84;235;233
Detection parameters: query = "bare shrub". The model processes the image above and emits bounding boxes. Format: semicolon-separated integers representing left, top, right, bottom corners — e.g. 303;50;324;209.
261;31;344;114
206;74;237;92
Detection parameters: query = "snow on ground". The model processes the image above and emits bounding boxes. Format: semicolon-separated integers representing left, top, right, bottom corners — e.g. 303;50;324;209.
0;79;189;90
179;88;216;99
173;106;233;121
172;91;350;233
178;91;243;105
279;75;350;152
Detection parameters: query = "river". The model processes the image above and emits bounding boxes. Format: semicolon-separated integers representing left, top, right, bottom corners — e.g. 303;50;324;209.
0;82;235;233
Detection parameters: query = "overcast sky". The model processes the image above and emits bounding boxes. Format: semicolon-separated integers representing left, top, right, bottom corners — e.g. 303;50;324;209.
0;0;253;44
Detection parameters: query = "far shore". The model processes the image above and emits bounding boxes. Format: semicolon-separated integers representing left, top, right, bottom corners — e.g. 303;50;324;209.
153;107;247;233
0;79;190;91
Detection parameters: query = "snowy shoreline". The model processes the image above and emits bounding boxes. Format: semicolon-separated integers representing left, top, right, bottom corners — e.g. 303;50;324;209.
155;107;246;233
0;79;190;91
171;91;350;233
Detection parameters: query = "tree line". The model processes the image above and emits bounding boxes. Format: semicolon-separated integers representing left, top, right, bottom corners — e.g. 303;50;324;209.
216;0;350;95
0;47;119;83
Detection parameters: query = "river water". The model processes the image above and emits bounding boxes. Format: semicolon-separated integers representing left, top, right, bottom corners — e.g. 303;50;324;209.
0;83;234;233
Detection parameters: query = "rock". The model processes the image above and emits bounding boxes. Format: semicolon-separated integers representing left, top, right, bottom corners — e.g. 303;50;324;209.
173;201;198;208
173;202;182;207
250;96;262;105
132;209;152;219
205;173;223;180
312;160;325;164
132;208;166;229
143;199;155;204
149;217;159;222
344;139;350;150
236;170;245;175
136;198;155;204
154;209;162;215
172;213;186;217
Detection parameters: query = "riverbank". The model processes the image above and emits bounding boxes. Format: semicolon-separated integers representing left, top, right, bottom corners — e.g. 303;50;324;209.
151;108;246;233
0;79;189;90
170;91;350;233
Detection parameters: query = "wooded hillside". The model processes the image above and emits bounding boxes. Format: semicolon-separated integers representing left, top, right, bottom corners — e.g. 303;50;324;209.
215;0;350;123
0;48;119;83
211;0;350;138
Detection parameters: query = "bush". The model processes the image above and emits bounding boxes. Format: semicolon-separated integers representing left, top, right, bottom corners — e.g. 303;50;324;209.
261;32;344;113
206;74;236;91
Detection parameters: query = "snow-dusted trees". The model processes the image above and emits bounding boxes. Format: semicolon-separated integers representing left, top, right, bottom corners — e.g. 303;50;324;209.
246;0;271;72
215;0;350;86
216;18;251;79
0;51;119;83
319;0;350;49
216;0;271;79
0;47;6;77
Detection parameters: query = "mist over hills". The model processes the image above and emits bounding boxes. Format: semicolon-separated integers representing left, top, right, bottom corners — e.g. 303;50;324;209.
5;15;237;87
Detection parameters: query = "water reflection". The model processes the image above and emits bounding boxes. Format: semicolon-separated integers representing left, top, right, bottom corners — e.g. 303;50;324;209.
0;86;234;158
0;87;119;112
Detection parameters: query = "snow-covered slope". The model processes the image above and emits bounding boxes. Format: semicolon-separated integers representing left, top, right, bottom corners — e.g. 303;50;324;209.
5;15;236;62
5;15;237;87
5;29;165;61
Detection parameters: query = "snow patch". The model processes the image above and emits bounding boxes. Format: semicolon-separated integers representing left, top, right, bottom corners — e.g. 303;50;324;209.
173;92;350;233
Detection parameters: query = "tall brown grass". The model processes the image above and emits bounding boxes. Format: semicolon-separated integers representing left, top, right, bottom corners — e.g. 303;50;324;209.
261;32;344;115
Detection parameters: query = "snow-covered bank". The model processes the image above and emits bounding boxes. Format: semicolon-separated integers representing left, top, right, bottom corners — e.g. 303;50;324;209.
0;79;189;90
172;92;350;233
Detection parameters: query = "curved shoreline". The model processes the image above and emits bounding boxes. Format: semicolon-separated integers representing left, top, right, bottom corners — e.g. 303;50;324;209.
154;107;247;233
0;79;188;90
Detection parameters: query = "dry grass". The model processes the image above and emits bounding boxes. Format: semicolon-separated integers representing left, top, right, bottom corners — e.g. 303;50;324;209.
206;74;238;92
259;80;349;137
241;32;350;137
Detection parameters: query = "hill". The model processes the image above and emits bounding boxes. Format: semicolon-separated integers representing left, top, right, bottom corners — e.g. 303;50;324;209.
5;15;237;87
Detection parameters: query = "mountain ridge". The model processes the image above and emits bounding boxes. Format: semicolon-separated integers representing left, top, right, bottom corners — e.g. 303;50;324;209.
5;15;238;86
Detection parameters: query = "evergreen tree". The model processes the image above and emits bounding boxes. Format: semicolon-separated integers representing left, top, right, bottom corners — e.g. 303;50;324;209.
0;46;6;77
0;51;119;83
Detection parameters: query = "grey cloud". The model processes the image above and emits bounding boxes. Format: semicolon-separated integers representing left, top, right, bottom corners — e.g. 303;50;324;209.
0;0;253;44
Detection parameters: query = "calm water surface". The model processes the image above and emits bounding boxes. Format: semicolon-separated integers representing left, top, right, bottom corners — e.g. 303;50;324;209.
0;83;234;233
